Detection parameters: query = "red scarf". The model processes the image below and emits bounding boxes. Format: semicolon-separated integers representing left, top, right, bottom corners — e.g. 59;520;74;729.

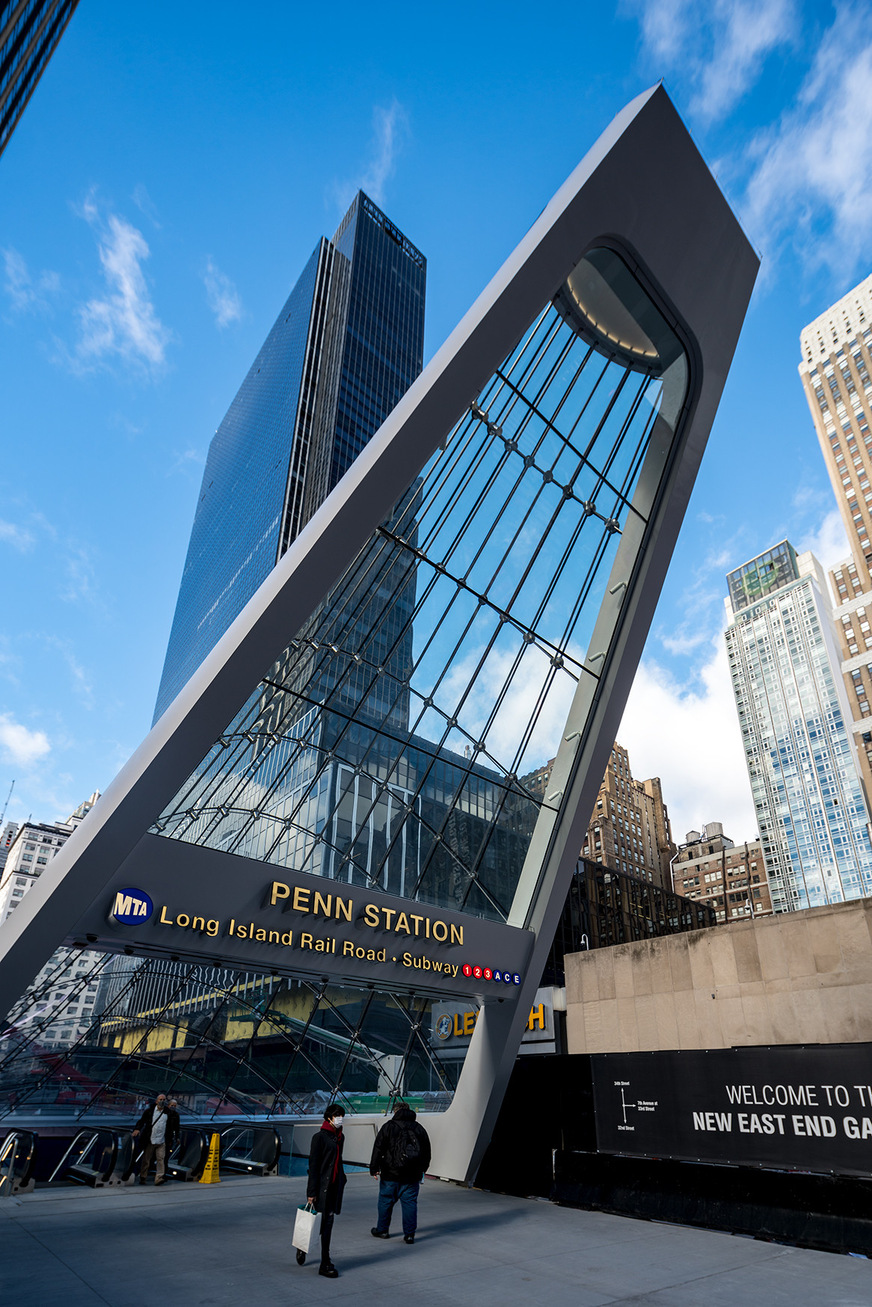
321;1119;344;1185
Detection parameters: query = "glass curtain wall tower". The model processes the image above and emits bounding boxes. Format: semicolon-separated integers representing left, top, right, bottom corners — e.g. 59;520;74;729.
0;0;79;159
725;541;872;911
154;192;426;722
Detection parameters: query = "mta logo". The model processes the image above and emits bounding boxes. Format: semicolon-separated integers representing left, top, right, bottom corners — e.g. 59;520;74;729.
110;888;153;925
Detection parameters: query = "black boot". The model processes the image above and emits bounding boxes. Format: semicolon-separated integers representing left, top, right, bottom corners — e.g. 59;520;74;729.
319;1263;339;1278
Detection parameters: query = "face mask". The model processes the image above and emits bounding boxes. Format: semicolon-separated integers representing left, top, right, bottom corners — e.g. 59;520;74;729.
333;1116;344;1127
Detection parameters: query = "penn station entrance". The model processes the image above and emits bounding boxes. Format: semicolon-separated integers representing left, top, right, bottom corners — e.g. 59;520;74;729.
0;87;756;1186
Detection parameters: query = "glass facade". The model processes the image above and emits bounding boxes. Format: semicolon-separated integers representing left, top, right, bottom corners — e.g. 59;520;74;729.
726;547;872;911
153;195;426;722
0;0;79;159
0;245;693;1123
153;247;689;927
727;541;798;614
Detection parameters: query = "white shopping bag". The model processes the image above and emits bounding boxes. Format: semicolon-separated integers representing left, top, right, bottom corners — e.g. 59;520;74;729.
293;1203;320;1253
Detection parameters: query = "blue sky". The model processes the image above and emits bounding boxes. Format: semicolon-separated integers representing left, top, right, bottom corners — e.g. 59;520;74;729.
1;0;870;845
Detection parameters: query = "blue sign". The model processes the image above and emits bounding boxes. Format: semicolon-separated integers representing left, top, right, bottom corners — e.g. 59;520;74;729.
109;887;153;925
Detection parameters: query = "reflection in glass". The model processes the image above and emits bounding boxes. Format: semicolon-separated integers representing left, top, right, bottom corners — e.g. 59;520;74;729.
1;247;690;1121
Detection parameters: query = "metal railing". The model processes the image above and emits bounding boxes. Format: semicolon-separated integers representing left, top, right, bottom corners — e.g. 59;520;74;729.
219;1123;281;1175
49;1128;135;1187
0;1129;37;1196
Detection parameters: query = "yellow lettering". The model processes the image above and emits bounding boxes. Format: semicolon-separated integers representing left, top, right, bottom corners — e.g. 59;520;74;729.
383;908;396;929
237;924;248;939
410;914;423;936
335;895;352;922
293;887;311;912
450;924;463;945
463;1011;476;1036
453;1013;463;1037
268;930;280;944
206;919;219;937
395;912;410;934
192;916;205;932
255;928;266;942
281;930;293;946
432;920;448;942
160;906;173;925
313;891;332;918
270;881;290;906
363;903;380;927
528;1004;545;1031
176;913;190;928
301;932;314;949
342;940;356;956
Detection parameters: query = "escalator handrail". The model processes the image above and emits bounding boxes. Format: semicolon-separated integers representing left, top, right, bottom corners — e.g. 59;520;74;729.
166;1127;210;1179
49;1129;100;1184
0;1129;36;1194
219;1123;281;1171
49;1128;118;1184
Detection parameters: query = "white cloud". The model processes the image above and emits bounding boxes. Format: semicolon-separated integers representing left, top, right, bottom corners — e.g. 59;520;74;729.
0;714;51;768
59;541;99;606
47;638;94;710
741;8;872;274
73;194;170;371
202;257;242;327
0;520;35;552
691;0;795;122
796;506;851;573
3;247;60;313
332;98;409;212
132;183;161;228
619;641;757;844
629;0;794;121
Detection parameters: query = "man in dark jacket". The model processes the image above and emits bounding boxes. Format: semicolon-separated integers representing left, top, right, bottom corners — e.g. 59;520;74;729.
132;1093;180;1185
369;1102;431;1243
307;1103;347;1277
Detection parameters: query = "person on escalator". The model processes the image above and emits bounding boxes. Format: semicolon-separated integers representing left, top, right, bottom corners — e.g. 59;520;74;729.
132;1093;180;1185
306;1103;347;1278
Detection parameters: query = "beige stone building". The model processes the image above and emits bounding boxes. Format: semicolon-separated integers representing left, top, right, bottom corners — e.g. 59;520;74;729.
526;744;675;886
800;275;872;798
671;823;772;924
565;896;872;1054
582;744;676;887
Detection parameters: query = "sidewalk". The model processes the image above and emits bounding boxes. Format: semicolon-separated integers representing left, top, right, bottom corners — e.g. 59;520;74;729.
2;1172;869;1305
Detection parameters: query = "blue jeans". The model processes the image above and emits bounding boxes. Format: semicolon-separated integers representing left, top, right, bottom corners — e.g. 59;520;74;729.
376;1179;419;1235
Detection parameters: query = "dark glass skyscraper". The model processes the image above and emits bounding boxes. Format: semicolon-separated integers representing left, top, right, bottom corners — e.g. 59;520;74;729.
0;0;79;159
154;192;426;722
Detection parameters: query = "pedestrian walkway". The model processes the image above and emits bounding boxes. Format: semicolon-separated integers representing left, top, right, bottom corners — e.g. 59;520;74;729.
2;1172;869;1305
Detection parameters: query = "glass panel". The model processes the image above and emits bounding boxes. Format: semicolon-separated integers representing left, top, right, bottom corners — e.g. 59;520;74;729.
153;248;688;924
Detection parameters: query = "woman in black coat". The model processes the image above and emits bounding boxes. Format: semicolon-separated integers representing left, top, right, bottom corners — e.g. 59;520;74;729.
306;1102;347;1278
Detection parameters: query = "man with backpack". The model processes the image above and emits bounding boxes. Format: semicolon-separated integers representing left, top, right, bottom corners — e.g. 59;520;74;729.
369;1101;432;1243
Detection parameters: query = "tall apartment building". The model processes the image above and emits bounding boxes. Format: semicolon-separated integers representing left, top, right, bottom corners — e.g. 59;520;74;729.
725;541;872;912
528;744;676;886
671;823;772;923
154;191;426;721
0;0;79;159
0;793;101;1049
799;274;872;799
579;744;676;887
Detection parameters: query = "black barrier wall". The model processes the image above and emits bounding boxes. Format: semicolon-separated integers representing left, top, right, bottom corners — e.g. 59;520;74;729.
591;1045;872;1177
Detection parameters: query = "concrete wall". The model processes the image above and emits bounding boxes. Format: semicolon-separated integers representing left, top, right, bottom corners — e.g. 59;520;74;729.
565;897;872;1052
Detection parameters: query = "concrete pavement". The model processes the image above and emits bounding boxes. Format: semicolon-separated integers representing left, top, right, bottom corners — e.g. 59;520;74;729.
1;1172;870;1305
